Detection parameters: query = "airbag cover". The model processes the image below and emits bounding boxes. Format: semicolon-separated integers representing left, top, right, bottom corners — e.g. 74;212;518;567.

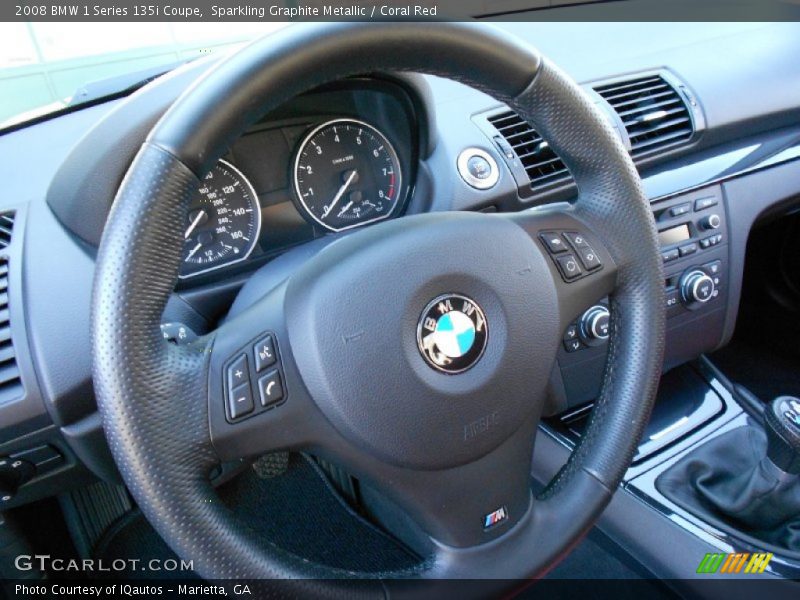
285;212;558;469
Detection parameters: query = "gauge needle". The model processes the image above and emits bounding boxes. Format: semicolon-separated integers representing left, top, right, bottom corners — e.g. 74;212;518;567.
322;170;358;219
336;201;353;218
184;210;206;239
186;242;203;261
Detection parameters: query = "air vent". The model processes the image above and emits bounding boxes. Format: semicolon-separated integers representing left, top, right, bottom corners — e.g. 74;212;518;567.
488;111;572;191
0;212;14;248
594;74;694;157
0;259;23;403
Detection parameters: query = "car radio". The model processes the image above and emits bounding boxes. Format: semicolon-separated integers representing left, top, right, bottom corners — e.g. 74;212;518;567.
654;185;728;319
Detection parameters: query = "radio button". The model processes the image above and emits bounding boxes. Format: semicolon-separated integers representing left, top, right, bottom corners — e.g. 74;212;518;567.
539;231;569;254
699;214;721;231
576;245;602;271
679;242;698;257
662;248;680;263
695;197;719;211
556;254;583;280
563;231;590;250
670;203;691;217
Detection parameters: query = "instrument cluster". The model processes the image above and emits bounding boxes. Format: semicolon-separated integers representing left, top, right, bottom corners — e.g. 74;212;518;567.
177;84;415;280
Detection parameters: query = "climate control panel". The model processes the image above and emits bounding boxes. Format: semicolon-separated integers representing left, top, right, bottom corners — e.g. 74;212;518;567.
665;259;723;316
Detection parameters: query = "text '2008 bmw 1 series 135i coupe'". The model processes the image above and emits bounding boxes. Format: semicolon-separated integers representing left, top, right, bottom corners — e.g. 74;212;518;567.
1;3;800;598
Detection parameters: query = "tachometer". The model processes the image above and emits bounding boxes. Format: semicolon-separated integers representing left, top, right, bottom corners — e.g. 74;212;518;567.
292;119;403;232
179;160;261;279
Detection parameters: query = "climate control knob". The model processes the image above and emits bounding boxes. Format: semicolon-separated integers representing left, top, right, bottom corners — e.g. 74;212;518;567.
580;305;610;344
680;269;715;308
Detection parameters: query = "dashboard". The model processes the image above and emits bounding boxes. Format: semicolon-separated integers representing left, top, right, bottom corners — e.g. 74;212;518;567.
1;22;800;547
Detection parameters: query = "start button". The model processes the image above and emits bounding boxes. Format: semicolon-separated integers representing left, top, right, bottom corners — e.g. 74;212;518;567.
457;147;500;190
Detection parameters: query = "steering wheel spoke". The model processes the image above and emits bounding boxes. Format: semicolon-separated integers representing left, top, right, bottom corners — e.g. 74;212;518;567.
208;282;331;462
421;466;612;581
314;409;541;554
508;206;618;338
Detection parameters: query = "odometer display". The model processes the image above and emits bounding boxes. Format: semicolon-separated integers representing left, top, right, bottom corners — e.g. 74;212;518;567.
180;160;261;279
293;119;403;232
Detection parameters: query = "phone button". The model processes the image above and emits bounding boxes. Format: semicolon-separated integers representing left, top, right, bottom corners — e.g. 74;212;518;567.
258;371;284;408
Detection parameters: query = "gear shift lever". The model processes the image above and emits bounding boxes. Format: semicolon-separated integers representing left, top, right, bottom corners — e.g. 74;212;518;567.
765;396;800;475
657;395;800;552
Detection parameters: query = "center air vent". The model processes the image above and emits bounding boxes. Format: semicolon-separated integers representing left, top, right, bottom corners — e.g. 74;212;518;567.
594;74;694;157
487;111;572;191
0;212;14;248
0;259;23;404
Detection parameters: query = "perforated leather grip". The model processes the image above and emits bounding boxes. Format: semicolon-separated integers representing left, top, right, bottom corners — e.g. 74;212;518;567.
510;60;665;495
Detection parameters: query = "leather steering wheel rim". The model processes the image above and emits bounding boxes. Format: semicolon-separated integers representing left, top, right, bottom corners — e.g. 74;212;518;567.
92;22;665;589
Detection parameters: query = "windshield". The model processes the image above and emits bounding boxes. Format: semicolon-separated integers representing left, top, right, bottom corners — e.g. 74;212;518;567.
0;23;288;129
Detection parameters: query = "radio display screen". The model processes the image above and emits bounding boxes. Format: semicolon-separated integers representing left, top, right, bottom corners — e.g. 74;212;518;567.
658;224;691;247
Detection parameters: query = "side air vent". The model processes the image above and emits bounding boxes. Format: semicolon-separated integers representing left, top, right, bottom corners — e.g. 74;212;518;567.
488;110;572;191
0;212;14;248
0;259;23;403
594;74;694;157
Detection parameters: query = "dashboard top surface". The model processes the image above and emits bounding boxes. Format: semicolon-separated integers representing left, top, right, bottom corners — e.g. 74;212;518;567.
3;21;800;210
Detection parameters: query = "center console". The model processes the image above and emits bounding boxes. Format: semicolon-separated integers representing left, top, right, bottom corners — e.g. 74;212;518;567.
531;161;800;587
547;183;730;414
546;183;734;489
657;185;729;369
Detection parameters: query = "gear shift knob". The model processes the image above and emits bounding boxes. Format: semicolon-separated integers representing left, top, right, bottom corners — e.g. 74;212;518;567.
765;396;800;474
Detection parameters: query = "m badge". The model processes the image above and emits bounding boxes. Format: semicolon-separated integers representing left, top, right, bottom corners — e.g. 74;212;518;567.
483;506;509;529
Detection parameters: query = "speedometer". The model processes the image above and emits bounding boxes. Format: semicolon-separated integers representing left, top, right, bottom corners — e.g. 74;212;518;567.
292;119;403;232
179;160;261;279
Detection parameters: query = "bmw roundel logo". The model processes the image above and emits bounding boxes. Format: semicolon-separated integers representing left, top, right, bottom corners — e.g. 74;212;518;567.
417;294;488;374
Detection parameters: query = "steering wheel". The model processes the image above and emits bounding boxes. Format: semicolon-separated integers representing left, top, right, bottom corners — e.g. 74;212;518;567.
92;22;664;588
